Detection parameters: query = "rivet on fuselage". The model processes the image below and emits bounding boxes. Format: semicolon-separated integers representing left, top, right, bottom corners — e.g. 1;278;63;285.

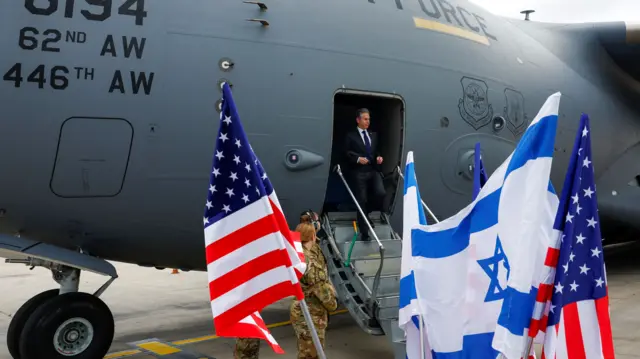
219;58;235;72
218;79;233;92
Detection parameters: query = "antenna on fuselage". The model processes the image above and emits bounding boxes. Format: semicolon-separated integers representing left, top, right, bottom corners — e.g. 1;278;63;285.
520;10;535;21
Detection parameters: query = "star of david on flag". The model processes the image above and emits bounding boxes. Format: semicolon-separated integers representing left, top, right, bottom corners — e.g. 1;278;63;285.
477;236;511;303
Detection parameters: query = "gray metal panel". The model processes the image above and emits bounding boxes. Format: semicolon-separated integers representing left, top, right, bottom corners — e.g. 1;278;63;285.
380;318;407;344
344;239;402;260
377;295;400;308
326;211;384;223
0;234;118;277
50;117;133;198
377;295;400;320
333;225;359;244
333;224;394;244
363;275;400;297
353;256;402;277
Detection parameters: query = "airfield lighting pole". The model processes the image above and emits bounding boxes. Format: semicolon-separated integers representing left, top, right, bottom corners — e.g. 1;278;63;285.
300;299;327;359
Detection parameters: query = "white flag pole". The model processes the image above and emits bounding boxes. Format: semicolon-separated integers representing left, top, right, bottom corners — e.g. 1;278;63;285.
300;299;327;359
419;316;426;359
523;336;534;359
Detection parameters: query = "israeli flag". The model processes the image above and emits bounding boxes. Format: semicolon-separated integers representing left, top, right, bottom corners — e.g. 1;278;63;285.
411;93;562;359
399;151;431;359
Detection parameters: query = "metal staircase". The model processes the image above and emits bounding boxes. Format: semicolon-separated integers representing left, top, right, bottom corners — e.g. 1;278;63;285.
318;165;407;359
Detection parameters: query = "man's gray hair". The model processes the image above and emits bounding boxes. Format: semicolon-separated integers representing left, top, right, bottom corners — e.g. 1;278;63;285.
356;108;370;118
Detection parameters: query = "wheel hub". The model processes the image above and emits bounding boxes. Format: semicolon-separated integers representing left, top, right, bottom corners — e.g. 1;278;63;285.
66;330;79;342
53;317;94;356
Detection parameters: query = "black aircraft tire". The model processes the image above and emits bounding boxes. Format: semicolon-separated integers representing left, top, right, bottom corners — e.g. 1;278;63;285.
18;292;114;359
6;289;59;359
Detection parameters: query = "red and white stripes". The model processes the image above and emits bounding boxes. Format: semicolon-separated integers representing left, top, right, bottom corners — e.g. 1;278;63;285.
268;191;307;279
540;297;615;359
525;230;615;359
205;193;304;345
528;230;563;343
233;312;284;354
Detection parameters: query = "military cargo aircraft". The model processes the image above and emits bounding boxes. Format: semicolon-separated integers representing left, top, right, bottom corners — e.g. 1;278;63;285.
2;0;640;358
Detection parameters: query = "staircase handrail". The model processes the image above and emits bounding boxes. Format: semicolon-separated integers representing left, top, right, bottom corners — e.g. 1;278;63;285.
334;164;385;314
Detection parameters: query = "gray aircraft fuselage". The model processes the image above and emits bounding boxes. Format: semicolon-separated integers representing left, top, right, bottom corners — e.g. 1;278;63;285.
1;0;640;272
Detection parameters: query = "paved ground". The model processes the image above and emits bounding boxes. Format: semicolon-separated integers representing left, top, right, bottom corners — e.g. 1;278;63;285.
0;241;638;359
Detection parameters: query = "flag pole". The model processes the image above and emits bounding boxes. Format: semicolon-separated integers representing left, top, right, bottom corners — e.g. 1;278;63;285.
523;336;534;359
299;298;327;359
396;166;439;223
418;316;426;359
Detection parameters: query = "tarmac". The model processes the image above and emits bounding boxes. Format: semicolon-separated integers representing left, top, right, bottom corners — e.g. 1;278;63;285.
0;241;639;359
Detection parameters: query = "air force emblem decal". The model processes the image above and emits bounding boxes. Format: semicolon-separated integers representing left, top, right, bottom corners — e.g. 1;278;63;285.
503;88;529;137
458;76;494;130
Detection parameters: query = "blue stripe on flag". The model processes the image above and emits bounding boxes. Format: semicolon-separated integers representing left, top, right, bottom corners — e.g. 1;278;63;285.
399;271;417;309
432;333;499;359
468;189;500;233
411;223;470;259
404;162;418;194
497;286;539;336
404;159;429;225
411;188;500;259
411;316;421;328
504;114;558;179
416;191;427;226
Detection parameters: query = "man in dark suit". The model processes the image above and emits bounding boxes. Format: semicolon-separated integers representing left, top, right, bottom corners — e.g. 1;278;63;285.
343;108;386;241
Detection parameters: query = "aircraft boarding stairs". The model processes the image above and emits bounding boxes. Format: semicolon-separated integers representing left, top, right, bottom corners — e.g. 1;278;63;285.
318;165;407;359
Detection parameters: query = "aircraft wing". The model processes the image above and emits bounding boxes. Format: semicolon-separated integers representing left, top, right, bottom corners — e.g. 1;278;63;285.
506;19;640;87
0;234;118;278
594;22;640;84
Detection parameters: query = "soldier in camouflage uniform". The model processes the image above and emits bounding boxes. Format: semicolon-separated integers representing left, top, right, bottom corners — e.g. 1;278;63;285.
299;210;326;266
234;337;260;359
290;221;338;359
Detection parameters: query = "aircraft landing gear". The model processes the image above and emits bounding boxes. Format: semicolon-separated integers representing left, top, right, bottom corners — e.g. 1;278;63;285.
5;259;116;359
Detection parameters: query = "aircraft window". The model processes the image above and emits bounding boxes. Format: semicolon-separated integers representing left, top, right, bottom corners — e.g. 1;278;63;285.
628;175;640;187
324;91;405;214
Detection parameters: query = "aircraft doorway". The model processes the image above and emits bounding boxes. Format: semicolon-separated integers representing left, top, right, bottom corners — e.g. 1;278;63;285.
323;90;405;215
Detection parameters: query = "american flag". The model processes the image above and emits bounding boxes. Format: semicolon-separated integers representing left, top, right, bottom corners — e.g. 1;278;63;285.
203;82;306;353
528;114;615;359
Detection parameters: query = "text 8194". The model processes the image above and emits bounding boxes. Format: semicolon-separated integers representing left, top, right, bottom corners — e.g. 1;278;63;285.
24;0;147;26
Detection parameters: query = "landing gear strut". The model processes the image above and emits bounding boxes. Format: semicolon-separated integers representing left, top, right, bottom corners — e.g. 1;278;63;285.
5;258;116;359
